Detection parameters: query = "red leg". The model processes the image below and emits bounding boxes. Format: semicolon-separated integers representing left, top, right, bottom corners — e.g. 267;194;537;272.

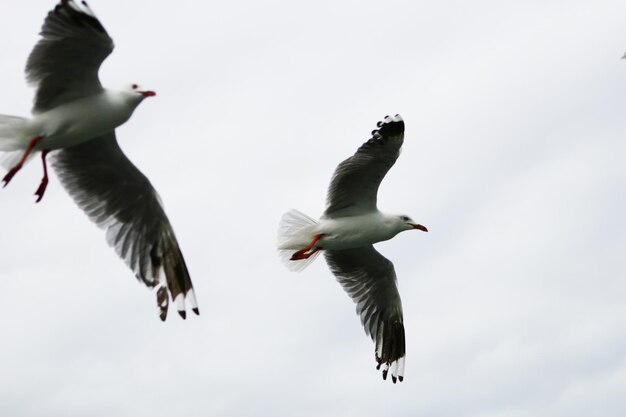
2;135;44;188
290;234;323;261
34;149;50;203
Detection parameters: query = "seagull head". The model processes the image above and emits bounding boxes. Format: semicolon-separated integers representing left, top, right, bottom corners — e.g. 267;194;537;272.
128;83;157;99
397;215;428;233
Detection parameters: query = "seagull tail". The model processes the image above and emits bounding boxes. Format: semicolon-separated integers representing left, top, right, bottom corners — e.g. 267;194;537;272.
0;114;29;170
277;209;321;272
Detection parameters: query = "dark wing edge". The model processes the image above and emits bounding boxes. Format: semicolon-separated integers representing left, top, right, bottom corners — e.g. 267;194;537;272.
51;133;198;321
323;114;405;218
325;246;406;383
26;0;114;112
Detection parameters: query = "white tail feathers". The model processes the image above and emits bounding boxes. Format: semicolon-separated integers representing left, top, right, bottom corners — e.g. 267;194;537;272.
0;114;28;170
0;115;27;151
277;209;318;246
277;209;321;272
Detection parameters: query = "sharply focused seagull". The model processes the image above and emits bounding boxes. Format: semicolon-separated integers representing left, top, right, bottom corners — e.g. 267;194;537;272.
0;0;198;320
278;115;428;383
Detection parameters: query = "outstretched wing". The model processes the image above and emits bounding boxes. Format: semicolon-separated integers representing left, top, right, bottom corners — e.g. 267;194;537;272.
26;0;114;112
324;115;404;218
324;246;406;383
51;132;198;321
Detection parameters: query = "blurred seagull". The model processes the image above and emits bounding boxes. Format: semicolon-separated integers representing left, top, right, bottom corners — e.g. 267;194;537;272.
0;0;198;321
278;115;428;383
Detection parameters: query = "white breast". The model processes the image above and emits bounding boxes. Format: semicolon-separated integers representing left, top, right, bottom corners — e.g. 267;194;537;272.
317;212;399;250
28;90;138;150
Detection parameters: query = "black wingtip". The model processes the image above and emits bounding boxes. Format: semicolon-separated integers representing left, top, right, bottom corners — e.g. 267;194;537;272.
57;0;107;34
178;310;187;320
382;369;388;380
392;375;397;384
377;114;404;137
192;307;200;316
159;312;167;321
398;376;404;382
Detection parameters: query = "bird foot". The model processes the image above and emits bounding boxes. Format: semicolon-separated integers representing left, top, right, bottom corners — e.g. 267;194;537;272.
2;164;23;188
290;234;324;260
34;177;49;203
290;247;320;260
2;136;45;189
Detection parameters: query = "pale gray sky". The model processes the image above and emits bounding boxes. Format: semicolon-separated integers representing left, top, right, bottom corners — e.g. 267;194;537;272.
1;1;626;416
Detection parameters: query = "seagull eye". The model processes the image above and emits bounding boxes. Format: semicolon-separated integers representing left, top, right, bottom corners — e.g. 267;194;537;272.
401;216;409;221
132;84;138;90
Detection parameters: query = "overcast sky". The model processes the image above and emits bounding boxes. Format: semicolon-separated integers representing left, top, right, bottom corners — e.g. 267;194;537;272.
1;0;626;416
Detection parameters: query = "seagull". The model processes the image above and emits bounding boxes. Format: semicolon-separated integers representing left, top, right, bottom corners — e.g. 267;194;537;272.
278;114;428;383
0;0;198;321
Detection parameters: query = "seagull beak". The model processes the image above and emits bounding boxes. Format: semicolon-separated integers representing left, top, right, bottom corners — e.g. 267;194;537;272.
410;224;428;232
140;90;156;97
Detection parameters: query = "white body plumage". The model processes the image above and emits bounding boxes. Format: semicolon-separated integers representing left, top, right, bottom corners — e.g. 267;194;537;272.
23;89;144;151
279;211;414;251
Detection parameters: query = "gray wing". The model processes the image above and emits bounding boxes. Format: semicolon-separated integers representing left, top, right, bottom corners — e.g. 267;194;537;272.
325;246;406;383
51;133;198;321
26;0;114;113
324;115;404;218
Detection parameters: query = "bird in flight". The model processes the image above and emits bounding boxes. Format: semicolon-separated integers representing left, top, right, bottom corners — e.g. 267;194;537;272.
0;0;198;320
278;115;428;383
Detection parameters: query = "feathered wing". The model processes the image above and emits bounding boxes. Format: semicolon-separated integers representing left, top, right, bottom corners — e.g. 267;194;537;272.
324;246;406;383
26;0;114;112
51;133;197;320
324;115;404;218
